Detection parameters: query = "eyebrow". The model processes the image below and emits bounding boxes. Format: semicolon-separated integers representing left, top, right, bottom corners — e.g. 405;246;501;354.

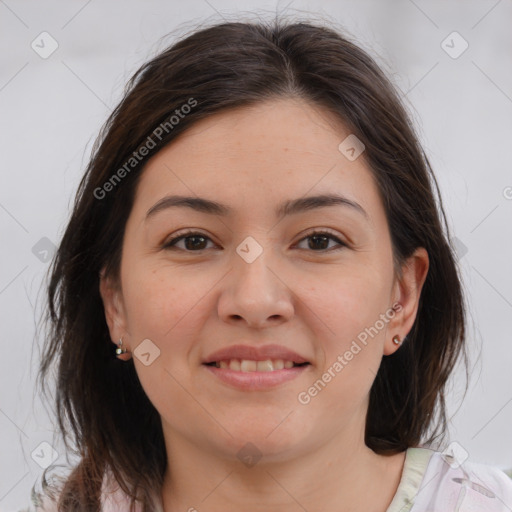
145;193;369;221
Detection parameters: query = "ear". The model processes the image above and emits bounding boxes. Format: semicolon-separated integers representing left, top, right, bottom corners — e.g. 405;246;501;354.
383;247;429;355
99;266;129;349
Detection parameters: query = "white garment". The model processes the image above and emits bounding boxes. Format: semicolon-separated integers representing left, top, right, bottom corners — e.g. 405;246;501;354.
387;447;512;512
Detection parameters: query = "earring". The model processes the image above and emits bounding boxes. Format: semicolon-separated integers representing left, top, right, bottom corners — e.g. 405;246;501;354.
115;337;131;360
392;335;401;346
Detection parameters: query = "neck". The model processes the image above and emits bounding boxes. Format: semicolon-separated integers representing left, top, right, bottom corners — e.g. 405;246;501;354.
160;427;405;512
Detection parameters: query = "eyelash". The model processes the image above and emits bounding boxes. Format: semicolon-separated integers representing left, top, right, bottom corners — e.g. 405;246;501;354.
162;228;347;253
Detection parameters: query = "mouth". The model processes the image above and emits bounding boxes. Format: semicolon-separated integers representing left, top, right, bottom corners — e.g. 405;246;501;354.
202;344;311;390
204;359;310;372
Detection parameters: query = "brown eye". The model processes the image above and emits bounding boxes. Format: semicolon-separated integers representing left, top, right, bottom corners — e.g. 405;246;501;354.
295;231;346;252
163;232;214;251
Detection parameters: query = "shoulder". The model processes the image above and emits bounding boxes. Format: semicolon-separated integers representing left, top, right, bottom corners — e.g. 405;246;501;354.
410;447;512;511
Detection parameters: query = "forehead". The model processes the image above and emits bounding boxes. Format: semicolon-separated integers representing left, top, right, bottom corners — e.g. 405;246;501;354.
131;98;381;221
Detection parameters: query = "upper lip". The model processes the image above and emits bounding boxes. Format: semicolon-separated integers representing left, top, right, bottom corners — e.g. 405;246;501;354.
203;344;309;364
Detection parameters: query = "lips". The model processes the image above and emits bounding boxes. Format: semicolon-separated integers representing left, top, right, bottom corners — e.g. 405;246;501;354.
202;344;311;390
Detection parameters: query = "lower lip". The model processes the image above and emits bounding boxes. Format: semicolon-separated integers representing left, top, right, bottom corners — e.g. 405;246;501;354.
203;364;309;390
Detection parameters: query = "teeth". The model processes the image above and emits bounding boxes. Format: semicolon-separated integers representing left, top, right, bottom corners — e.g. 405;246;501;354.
240;360;257;372
214;359;300;372
229;359;241;371
273;359;284;370
257;360;274;372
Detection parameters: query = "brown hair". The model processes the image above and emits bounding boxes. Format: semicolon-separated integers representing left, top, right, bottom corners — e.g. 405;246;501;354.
35;17;468;511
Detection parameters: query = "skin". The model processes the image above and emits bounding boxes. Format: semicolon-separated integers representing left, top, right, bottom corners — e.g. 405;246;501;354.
100;97;429;512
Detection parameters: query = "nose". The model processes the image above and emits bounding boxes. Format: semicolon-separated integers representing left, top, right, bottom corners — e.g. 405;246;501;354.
217;246;295;329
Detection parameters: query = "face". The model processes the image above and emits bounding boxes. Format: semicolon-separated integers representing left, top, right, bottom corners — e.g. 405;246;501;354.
101;97;428;463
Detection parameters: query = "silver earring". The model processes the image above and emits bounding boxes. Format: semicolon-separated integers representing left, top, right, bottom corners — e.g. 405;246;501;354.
115;337;131;360
392;335;401;346
116;337;127;355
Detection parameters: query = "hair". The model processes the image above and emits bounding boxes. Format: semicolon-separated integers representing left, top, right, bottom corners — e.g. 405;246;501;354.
35;16;468;512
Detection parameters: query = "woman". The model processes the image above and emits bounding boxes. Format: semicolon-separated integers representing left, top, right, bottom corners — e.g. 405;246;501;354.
33;18;512;512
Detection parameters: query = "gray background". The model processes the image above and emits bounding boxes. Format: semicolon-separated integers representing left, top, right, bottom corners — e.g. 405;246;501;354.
1;0;511;510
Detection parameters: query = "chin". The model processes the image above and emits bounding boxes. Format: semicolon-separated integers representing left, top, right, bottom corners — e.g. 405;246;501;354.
211;414;312;461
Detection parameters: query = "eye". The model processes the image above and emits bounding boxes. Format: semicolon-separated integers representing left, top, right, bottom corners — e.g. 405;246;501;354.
162;231;217;251
162;229;347;253
294;230;347;252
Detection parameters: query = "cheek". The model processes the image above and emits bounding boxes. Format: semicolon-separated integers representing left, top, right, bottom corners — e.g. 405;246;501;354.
302;265;392;393
121;262;212;341
304;264;392;339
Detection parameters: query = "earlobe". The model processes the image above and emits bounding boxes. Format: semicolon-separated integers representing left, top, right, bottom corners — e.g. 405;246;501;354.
384;247;429;355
